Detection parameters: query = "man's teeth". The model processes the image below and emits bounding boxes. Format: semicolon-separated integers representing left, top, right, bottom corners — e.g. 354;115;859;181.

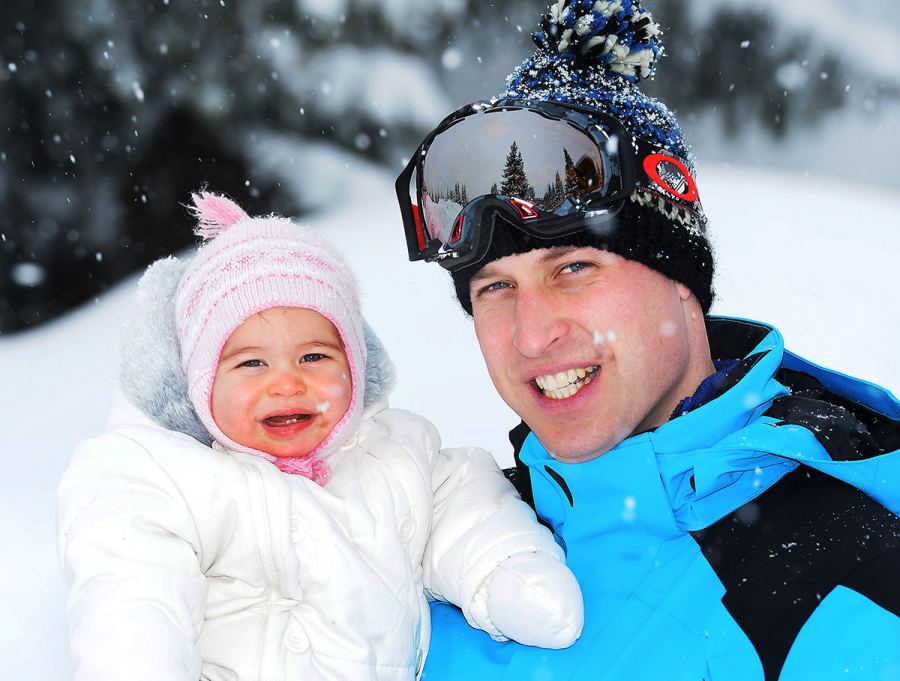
534;366;598;400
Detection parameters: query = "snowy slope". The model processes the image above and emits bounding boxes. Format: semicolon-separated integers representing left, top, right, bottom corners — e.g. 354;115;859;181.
687;0;900;80
1;163;897;679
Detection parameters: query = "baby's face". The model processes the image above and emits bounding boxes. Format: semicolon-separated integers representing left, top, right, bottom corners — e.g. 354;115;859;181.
211;307;352;458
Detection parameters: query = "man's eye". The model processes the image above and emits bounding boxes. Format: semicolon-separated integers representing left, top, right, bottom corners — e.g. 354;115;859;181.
475;281;512;298
560;261;590;275
238;359;265;368
300;353;327;363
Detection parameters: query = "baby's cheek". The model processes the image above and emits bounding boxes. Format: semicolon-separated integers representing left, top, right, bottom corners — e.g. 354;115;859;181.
322;375;352;421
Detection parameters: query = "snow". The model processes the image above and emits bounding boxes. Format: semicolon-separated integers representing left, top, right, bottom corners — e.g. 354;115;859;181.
283;45;454;130
688;0;900;80
1;162;897;678
688;102;900;195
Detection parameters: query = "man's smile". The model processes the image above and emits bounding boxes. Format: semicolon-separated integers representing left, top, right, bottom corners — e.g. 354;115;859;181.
532;365;600;400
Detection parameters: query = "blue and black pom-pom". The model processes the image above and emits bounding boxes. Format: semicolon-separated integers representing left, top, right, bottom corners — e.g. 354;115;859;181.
533;0;662;79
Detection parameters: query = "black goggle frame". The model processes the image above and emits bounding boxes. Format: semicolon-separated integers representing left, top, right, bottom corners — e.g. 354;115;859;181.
396;98;699;273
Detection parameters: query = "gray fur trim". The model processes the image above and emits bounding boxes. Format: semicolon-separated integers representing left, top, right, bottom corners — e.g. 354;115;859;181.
118;257;213;444
362;319;396;406
118;256;395;442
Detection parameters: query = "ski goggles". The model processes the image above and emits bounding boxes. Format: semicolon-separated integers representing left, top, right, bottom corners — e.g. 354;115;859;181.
397;99;701;272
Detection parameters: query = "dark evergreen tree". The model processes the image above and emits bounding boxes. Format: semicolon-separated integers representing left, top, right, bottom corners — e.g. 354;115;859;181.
542;184;554;208
647;0;854;137
541;170;565;210
540;171;566;210
499;141;535;201
563;148;580;199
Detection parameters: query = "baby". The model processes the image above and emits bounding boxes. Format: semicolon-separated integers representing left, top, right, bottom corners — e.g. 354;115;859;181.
57;192;583;680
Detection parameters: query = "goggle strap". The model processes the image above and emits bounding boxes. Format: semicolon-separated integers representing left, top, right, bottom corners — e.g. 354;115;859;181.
411;204;426;252
396;155;431;261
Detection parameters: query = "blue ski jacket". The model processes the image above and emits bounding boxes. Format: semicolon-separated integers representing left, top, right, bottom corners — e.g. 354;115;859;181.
423;317;900;680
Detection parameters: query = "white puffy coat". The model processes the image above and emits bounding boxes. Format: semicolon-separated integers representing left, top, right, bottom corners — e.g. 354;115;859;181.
57;259;581;680
58;397;563;681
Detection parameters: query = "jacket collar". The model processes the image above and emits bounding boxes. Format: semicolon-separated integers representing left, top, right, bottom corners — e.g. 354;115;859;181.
520;317;799;540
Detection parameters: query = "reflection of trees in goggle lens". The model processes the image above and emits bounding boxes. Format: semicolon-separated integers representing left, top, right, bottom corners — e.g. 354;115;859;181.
497;143;603;211
424;132;604;222
499;141;535;203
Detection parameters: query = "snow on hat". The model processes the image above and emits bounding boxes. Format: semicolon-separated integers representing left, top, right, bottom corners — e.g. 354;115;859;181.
174;192;366;485
451;0;714;314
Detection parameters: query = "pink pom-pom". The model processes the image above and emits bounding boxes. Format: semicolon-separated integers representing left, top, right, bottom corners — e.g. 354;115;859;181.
190;191;250;239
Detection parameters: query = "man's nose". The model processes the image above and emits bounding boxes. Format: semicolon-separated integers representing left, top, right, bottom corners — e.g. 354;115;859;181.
267;367;307;397
512;288;567;358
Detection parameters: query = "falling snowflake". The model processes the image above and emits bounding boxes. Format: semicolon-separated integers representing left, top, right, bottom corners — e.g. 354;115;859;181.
659;320;676;336
11;262;46;287
622;495;636;522
441;48;462;70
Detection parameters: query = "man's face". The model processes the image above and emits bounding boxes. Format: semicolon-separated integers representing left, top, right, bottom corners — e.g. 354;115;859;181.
470;245;705;463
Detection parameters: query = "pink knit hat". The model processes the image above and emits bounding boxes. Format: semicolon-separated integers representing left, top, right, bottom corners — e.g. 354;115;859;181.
174;192;366;485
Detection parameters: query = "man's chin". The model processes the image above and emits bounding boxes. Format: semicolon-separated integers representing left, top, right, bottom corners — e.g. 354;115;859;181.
530;430;615;464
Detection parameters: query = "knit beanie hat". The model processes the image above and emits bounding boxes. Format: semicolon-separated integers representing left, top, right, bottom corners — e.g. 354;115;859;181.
451;0;714;314
174;192;366;485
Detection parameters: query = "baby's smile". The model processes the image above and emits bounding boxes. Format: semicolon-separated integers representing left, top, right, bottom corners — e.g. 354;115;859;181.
260;411;316;437
263;413;313;426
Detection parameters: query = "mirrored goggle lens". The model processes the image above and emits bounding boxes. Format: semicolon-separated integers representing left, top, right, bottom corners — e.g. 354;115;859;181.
419;108;622;247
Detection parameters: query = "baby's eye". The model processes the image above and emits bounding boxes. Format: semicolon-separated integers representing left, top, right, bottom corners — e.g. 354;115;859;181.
238;359;265;368
300;353;327;363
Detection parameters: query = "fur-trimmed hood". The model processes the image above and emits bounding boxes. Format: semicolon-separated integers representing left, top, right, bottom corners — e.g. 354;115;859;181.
116;256;396;446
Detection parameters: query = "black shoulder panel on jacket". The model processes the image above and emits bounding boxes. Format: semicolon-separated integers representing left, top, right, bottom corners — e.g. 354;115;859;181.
543;465;574;507
767;368;900;460
706;318;771;359
503;420;535;510
691;466;900;680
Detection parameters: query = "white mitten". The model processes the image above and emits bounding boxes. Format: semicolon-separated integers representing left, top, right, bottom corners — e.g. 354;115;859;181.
483;551;584;649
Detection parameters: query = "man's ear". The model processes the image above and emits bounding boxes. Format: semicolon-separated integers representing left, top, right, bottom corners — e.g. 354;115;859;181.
676;282;693;302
